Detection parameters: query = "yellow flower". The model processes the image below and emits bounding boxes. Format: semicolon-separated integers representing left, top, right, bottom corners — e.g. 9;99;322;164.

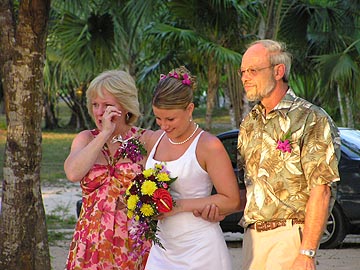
140;203;155;217
127;195;139;210
157;172;170;182
135;215;140;221
125;184;133;196
143;168;154;178
155;163;163;170
127;210;134;219
141;180;157;195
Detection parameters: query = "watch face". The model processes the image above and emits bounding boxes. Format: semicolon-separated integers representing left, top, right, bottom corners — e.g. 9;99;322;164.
308;250;316;256
300;249;316;258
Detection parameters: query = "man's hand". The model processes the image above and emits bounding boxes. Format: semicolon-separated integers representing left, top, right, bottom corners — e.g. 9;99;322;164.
193;204;225;222
291;254;316;270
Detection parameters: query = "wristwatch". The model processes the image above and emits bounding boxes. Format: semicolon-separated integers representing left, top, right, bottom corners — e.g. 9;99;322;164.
300;249;316;258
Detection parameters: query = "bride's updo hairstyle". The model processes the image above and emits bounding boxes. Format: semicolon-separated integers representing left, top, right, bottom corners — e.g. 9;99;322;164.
152;66;197;110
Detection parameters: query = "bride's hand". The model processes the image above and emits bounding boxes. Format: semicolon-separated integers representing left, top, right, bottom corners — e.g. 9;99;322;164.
155;203;181;220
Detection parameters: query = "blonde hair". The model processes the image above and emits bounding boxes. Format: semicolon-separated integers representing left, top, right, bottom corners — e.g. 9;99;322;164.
86;70;141;125
152;66;197;109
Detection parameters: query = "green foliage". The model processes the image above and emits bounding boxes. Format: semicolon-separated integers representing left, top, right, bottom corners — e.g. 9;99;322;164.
47;230;67;243
0;115;6;130
46;205;77;230
46;204;77;244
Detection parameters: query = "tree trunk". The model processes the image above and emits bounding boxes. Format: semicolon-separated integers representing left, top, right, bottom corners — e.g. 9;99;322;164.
226;64;246;128
205;60;219;131
60;85;91;130
345;93;354;128
259;0;284;40
337;85;346;127
44;94;59;130
0;1;51;270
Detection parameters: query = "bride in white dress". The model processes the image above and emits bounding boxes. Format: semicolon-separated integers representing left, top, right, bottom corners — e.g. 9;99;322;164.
144;66;241;270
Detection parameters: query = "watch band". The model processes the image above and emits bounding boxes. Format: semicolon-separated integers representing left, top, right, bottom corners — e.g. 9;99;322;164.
300;249;316;258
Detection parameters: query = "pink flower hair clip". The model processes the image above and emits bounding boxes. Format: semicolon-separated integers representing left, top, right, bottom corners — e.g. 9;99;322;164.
158;71;192;86
182;73;191;86
168;71;179;79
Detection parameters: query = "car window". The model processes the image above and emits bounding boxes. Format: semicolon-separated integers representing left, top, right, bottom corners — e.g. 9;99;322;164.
220;136;238;168
219;133;245;187
340;129;360;159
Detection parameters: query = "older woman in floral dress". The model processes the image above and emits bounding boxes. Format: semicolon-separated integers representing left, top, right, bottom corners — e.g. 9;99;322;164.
64;70;155;270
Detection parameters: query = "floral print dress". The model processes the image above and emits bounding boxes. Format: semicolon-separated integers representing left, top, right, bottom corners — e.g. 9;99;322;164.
66;128;151;270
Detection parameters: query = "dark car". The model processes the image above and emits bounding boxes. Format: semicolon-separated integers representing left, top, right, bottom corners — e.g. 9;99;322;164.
216;127;360;249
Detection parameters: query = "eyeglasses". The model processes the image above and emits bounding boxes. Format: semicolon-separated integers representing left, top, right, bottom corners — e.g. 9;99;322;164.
238;65;274;78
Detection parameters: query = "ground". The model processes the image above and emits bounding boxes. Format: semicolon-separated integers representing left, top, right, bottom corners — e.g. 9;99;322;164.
43;182;360;270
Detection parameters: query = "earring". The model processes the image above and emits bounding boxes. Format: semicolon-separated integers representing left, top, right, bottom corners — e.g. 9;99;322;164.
190;118;192;122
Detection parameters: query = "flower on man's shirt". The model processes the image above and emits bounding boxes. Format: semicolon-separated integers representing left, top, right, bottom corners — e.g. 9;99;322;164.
276;132;292;153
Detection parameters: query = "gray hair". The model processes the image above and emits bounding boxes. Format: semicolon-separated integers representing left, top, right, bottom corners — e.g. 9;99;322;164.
249;39;292;82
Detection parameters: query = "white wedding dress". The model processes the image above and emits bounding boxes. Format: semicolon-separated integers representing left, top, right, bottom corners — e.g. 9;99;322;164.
145;131;232;270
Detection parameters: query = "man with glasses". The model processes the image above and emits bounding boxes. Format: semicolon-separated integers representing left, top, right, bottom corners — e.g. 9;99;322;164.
198;39;340;270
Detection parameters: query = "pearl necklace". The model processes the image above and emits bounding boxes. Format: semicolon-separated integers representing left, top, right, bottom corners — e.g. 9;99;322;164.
168;123;199;145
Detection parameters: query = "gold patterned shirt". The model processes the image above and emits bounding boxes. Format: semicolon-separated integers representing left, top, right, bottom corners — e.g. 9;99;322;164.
238;89;340;227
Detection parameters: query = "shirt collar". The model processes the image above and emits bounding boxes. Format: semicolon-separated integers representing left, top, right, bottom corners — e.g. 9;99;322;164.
250;88;297;120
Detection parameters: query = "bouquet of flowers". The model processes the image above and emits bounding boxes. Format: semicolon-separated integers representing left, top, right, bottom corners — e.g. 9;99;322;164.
125;163;177;249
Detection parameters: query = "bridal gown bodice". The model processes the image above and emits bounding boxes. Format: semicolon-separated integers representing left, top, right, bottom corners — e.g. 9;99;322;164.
145;131;232;270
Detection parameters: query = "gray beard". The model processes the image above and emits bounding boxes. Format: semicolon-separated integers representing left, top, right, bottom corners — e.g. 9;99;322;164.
246;79;276;102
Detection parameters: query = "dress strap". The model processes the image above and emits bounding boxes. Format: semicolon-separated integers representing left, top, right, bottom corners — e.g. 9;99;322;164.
147;132;166;160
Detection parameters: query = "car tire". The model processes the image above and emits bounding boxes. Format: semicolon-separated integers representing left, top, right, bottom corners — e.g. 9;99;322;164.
320;202;348;249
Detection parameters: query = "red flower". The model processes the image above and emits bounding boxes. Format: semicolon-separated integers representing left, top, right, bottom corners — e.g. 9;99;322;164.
153;188;173;213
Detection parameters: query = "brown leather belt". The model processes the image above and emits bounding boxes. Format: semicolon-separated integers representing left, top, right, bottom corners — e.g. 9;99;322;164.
248;219;304;232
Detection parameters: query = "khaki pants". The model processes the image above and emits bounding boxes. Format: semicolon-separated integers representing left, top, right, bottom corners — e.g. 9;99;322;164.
242;220;304;270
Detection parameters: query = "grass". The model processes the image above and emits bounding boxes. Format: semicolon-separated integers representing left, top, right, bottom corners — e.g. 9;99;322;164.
46;205;77;230
46;205;77;243
0;129;75;185
41;132;75;184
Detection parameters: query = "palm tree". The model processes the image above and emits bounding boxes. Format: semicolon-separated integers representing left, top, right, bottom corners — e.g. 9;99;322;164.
266;0;360;127
47;0;167;130
47;0;139;129
314;39;360;127
132;0;259;130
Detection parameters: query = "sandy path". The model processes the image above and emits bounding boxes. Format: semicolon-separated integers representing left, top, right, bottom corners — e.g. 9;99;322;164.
43;184;360;270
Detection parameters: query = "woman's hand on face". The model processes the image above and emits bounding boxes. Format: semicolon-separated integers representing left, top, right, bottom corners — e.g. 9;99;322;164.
102;106;122;133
